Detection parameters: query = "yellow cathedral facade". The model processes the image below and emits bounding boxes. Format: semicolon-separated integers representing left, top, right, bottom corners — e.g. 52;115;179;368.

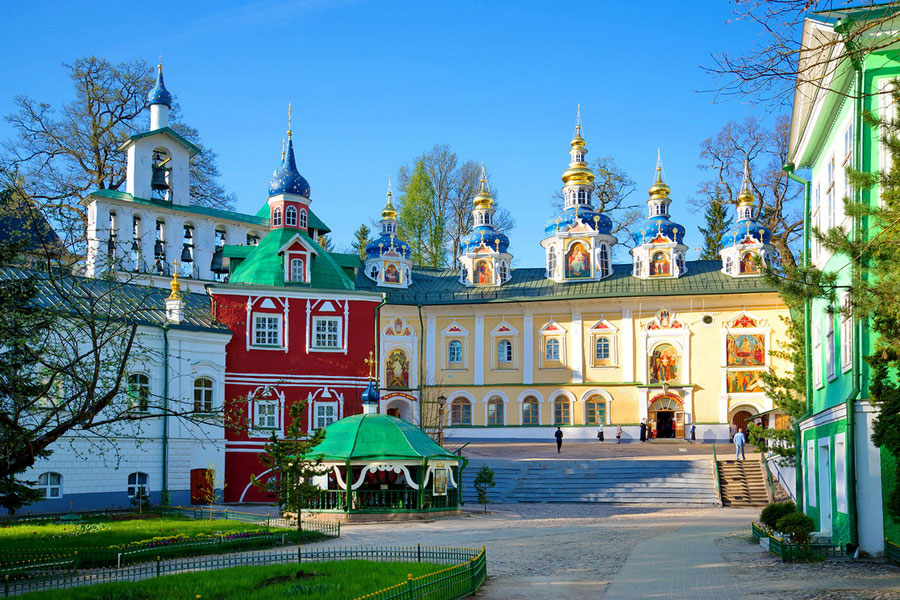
356;115;790;442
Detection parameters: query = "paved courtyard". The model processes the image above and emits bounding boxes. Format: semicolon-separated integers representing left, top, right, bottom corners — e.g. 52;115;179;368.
304;503;900;599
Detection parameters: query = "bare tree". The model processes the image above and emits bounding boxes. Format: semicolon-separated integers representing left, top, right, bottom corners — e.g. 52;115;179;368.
691;115;803;266
705;1;899;106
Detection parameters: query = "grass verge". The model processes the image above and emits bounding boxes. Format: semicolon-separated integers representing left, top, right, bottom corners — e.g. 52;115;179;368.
16;559;444;599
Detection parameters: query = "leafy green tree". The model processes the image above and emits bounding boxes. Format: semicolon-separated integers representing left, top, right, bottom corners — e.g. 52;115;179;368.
350;223;372;260
398;160;444;267
473;465;496;513
253;400;327;531
698;193;733;260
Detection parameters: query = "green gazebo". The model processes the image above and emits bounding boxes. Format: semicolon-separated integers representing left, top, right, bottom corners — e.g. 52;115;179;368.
305;386;466;519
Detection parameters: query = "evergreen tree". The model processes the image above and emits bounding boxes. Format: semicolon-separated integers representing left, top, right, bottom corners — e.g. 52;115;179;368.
351;224;372;260
316;233;334;252
698;193;733;260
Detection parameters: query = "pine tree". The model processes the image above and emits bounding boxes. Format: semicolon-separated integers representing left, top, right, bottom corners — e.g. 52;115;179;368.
316;233;334;252
351;224;372;260
698;194;733;260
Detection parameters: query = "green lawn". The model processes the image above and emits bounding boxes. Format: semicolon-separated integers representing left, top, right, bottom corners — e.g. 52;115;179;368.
17;560;445;599
0;516;267;553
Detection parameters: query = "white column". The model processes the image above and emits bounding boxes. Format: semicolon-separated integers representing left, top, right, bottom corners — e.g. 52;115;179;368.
88;203;110;276
683;388;694;426
523;309;533;385
474;314;485;385
117;207;134;272
719;393;729;424
165;216;184;276
571;309;583;383
425;313;436;385
622;307;634;382
140;212;157;274
193;221;215;281
639;388;649;422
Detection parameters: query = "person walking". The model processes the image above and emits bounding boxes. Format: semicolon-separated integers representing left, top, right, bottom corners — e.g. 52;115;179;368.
690;423;696;443
733;427;746;460
639;419;647;442
616;424;623;444
597;423;604;442
555;427;563;453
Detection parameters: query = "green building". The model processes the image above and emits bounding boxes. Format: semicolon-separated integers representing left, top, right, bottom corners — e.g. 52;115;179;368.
786;4;900;555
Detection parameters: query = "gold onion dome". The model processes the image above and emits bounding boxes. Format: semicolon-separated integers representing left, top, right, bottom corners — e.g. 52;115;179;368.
737;160;755;206
648;150;670;200
382;178;398;220
473;165;494;210
562;107;595;186
168;268;182;300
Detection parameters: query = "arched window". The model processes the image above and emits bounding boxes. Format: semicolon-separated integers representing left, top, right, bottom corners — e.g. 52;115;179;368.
545;338;560;362
127;472;149;499
675;252;686;275
127;374;150;412
37;472;62;499
193;377;213;413
285;205;298;226
599;244;610;277
272;207;282;227
633;257;642;276
522;396;539;425
498;261;509;282
547;247;557;275
585;395;606;425
724;256;733;274
595;337;611;362
497;340;513;364
299;208;308;229
487;396;504;425
577;189;586;203
553;397;571;425
290;258;304;282
450;398;472;426
448;340;463;365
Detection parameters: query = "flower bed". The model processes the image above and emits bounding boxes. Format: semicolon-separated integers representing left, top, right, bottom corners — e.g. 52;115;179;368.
750;522;846;562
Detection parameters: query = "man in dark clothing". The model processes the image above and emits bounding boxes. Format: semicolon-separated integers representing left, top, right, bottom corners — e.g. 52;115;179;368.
639;420;647;442
555;427;563;453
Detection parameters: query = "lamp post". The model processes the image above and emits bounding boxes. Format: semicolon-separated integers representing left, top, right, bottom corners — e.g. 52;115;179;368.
437;395;447;447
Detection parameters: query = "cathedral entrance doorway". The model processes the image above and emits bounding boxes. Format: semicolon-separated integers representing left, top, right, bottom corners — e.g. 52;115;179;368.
648;395;684;439
731;409;753;433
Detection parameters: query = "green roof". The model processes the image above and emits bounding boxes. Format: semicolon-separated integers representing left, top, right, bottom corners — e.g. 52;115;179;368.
0;267;229;334
305;414;462;462
355;260;778;305
224;228;355;289
121;127;202;157
331;252;363;269
90;189;269;227
254;202;331;233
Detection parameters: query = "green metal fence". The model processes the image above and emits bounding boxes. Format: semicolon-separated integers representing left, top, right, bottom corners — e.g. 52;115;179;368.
306;489;460;513
765;533;845;561
0;545;486;598
164;505;341;536
887;538;900;565
751;522;766;542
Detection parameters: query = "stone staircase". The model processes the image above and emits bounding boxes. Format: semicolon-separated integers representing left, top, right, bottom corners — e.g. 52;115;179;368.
460;459;720;505
716;459;771;506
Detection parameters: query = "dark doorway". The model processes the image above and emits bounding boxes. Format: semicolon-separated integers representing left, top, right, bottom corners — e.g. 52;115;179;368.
657;411;675;438
732;410;753;433
387;407;400;418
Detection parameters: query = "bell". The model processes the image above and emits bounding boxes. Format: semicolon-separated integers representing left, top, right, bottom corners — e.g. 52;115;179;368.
184;227;193;240
107;238;116;254
151;167;169;191
154;239;165;258
210;247;224;273
181;245;193;262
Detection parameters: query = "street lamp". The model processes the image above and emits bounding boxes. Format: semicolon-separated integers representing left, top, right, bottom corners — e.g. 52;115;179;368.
437;395;447;447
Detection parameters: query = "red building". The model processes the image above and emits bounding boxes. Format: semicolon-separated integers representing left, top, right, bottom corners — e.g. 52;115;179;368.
209;131;382;503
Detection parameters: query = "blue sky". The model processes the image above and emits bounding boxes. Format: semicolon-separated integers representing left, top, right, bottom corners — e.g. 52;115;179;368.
0;0;781;265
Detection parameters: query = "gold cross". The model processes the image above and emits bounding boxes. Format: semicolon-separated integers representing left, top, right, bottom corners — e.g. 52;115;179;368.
364;350;376;379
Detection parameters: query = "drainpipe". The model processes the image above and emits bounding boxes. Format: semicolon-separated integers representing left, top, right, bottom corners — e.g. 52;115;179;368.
417;304;426;427
161;327;170;505
783;163;812;510
374;293;387;411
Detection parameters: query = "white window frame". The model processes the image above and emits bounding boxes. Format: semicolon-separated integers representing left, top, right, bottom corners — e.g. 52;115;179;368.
312;316;342;350
127;373;151;412
299;208;308;229
547;247;557;277
255;399;280;430
450;398;472;426
252;313;282;347
806;439;817;508
497;339;513;365
812;319;823;388
273;206;282;227
290;258;304;282
825;311;836;381
545;338;561;362
285;205;298;226
37;472;62;499
193;377;214;413
127;472;149;499
840;292;852;373
447;340;464;366
595;336;611;363
315;402;338;429
835;432;847;513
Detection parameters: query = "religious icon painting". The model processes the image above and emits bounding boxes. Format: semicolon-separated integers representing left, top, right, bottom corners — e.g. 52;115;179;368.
383;262;401;283
726;333;766;366
386;348;409;389
474;260;493;285
565;241;591;278
648;343;679;383
726;370;765;393
739;252;759;274
433;467;448;496
650;251;671;276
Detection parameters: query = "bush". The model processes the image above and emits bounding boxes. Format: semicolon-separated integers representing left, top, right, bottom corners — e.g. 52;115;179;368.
775;511;815;544
760;501;795;530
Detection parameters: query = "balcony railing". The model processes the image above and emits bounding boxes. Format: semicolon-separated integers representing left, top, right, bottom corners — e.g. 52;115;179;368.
307;488;459;513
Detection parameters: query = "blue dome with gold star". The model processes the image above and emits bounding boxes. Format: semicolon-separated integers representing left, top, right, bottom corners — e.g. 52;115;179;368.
544;207;613;236
147;66;172;108
459;226;510;254
269;138;310;198
724;218;772;247
366;234;411;259
633;216;686;246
